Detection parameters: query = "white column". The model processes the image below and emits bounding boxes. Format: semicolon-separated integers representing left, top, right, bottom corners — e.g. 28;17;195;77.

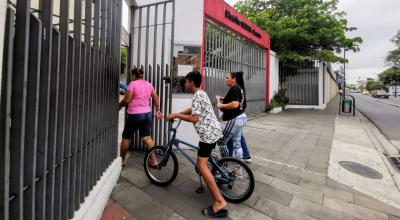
0;0;7;97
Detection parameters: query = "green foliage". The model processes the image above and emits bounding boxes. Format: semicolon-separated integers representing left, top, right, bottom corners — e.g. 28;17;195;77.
385;30;400;67
378;67;400;85
273;88;289;105
234;0;362;63
121;47;128;73
266;89;289;112
365;80;383;92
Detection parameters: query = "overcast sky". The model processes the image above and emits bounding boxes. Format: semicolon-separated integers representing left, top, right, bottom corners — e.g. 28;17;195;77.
225;0;400;84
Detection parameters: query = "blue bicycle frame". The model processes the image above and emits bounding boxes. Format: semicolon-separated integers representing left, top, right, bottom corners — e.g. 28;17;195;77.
162;120;233;184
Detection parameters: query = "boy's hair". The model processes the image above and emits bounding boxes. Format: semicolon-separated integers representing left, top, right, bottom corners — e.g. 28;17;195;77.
185;71;202;87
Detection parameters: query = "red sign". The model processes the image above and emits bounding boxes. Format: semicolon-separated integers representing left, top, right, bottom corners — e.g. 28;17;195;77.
204;0;270;49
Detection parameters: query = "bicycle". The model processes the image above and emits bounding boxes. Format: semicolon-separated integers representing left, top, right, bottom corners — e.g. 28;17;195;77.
143;119;255;203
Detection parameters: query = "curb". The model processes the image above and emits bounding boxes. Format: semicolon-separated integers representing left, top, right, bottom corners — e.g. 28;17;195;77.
376;99;400;108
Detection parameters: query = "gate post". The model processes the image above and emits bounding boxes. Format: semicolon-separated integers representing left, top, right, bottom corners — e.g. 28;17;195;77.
0;0;6;89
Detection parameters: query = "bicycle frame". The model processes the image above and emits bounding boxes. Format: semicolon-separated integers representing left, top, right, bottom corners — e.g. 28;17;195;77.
160;120;233;184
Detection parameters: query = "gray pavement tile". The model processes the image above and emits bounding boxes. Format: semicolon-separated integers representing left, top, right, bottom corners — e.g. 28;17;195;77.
326;178;357;193
111;178;132;196
227;203;274;220
298;179;353;203
270;178;324;204
305;163;328;175
254;170;274;185
112;183;154;214
254;196;317;220
256;165;301;184
121;165;151;188
281;167;326;186
323;195;389;220
290;196;357;220
134;200;186;220
254;181;294;206
353;193;400;218
390;215;400;220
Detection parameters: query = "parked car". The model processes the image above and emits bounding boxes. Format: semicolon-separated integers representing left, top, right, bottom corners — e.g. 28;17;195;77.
371;90;389;99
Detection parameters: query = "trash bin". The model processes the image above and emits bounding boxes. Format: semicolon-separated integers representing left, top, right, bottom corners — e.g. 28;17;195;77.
343;99;352;113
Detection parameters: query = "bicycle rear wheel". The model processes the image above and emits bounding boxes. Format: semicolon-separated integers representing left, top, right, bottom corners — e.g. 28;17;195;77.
215;158;254;203
144;146;179;186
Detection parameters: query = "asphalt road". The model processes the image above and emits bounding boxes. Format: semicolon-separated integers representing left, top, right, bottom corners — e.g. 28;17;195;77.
350;93;400;141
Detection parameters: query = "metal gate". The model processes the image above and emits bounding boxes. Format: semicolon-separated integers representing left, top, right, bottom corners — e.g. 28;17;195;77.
128;1;175;151
203;20;267;115
0;0;122;219
279;60;319;105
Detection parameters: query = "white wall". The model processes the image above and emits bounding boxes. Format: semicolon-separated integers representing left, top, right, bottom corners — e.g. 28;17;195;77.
269;50;279;102
174;0;203;46
171;94;199;147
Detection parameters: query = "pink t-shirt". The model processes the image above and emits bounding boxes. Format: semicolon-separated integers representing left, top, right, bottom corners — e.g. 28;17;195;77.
127;80;154;114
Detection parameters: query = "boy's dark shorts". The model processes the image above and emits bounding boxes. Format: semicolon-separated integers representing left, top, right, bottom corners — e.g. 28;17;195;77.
198;141;217;158
122;112;152;139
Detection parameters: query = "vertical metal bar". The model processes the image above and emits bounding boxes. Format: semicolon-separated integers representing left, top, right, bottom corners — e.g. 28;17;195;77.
54;0;69;218
83;0;92;197
92;0;100;187
144;6;149;77
36;0;53;218
160;3;166;146
46;29;60;220
152;4;159;145
9;0;31;218
66;0;80;216
99;0;107;173
168;1;175;142
23;14;42;220
1;7;15;220
136;8;142;66
61;34;74;220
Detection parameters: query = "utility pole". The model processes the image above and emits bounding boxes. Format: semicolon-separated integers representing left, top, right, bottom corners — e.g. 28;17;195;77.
343;49;346;98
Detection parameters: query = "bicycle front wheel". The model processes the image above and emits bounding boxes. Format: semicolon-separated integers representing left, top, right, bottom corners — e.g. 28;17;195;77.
215;157;255;203
144;146;178;186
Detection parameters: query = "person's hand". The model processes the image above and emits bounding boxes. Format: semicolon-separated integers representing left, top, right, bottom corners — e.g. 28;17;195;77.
217;103;223;109
166;113;177;121
156;111;164;119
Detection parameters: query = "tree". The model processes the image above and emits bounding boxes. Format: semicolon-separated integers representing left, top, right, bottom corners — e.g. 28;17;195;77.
234;0;362;62
379;67;400;85
365;80;383;92
385;30;400;67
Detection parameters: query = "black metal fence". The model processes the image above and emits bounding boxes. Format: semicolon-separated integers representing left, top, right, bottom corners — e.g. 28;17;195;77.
279;60;320;105
0;0;122;219
128;1;174;152
204;20;267;115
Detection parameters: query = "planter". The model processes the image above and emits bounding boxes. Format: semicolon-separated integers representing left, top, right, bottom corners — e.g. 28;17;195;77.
269;106;283;114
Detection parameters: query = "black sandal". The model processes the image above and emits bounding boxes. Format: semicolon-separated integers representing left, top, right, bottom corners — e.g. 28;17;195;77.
201;206;228;218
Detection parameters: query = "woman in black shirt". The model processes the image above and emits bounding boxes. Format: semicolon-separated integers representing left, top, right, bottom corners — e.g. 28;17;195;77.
217;71;247;159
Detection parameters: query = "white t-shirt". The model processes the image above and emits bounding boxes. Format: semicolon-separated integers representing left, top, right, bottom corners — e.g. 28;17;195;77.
191;90;222;144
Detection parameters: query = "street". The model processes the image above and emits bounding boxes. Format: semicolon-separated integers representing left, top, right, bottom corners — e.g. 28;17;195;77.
352;93;400;142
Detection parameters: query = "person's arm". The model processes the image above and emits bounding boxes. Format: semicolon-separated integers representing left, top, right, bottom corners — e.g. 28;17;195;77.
151;90;163;119
119;91;133;110
168;112;199;123
217;101;239;109
179;108;192;115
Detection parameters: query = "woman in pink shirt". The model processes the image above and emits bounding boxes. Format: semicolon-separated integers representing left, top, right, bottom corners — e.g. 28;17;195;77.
119;68;163;167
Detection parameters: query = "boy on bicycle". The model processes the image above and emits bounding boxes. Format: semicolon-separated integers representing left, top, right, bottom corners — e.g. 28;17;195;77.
166;71;228;218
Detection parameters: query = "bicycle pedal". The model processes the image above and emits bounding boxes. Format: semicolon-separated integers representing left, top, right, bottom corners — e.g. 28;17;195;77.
196;186;205;193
